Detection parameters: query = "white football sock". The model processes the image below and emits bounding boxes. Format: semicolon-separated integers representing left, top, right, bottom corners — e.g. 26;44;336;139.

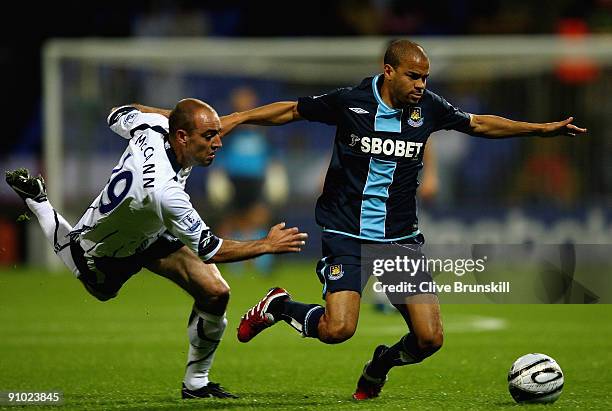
26;198;79;277
184;306;227;390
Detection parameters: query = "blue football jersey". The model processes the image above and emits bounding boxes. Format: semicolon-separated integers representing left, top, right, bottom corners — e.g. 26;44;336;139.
297;74;471;241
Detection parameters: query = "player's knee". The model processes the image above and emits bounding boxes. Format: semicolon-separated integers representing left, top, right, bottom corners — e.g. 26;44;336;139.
320;322;356;344
416;328;443;354
215;283;231;301
207;282;230;306
186;264;230;309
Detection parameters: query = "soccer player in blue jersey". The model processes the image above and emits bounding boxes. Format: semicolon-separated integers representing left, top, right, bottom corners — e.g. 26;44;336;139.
222;40;587;400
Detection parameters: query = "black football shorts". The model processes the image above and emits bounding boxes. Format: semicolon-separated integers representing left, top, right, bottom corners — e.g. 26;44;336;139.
315;231;432;299
70;231;184;301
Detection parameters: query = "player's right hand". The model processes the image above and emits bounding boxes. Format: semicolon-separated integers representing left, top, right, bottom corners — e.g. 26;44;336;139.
264;222;308;253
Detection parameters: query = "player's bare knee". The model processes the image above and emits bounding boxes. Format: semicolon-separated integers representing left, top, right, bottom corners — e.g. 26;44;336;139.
320;322;356;344
183;262;230;304
194;282;230;312
209;282;230;302
417;328;444;353
207;281;230;298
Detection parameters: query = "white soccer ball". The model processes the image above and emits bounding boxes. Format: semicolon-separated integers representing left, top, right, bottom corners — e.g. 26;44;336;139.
507;353;564;404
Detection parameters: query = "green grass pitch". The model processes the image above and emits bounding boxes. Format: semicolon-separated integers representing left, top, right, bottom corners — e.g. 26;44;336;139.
0;262;610;410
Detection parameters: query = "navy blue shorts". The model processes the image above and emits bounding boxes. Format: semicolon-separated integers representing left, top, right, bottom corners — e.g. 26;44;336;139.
315;231;432;299
71;231;184;301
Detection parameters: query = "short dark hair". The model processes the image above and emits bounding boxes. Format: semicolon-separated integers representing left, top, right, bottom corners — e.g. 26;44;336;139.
383;39;425;68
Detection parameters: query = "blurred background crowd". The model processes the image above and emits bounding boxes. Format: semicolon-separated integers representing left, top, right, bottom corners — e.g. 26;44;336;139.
1;0;611;266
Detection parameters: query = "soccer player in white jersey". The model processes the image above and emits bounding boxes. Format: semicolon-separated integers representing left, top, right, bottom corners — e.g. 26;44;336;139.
5;98;307;399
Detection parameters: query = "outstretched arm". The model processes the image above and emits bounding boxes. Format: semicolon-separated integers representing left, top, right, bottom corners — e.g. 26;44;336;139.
220;101;301;137
161;188;307;264
208;222;308;263
469;115;587;138
110;104;171;118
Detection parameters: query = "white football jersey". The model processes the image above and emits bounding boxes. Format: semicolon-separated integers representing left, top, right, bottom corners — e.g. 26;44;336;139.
70;106;222;261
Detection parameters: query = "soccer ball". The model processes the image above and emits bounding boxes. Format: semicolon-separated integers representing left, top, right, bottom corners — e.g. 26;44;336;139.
507;353;564;404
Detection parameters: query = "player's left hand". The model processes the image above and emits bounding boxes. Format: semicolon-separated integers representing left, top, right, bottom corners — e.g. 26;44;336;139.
264;222;308;253
418;174;438;203
541;117;587;137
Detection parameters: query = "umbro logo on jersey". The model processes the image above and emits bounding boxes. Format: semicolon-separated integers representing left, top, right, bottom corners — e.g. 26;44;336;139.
349;107;369;114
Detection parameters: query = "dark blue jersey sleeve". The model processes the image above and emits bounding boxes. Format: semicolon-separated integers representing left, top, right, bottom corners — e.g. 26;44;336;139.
430;92;472;133
297;88;351;125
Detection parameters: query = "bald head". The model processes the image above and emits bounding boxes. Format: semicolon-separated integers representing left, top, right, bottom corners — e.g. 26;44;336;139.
384;40;428;69
169;98;218;138
167;98;222;167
